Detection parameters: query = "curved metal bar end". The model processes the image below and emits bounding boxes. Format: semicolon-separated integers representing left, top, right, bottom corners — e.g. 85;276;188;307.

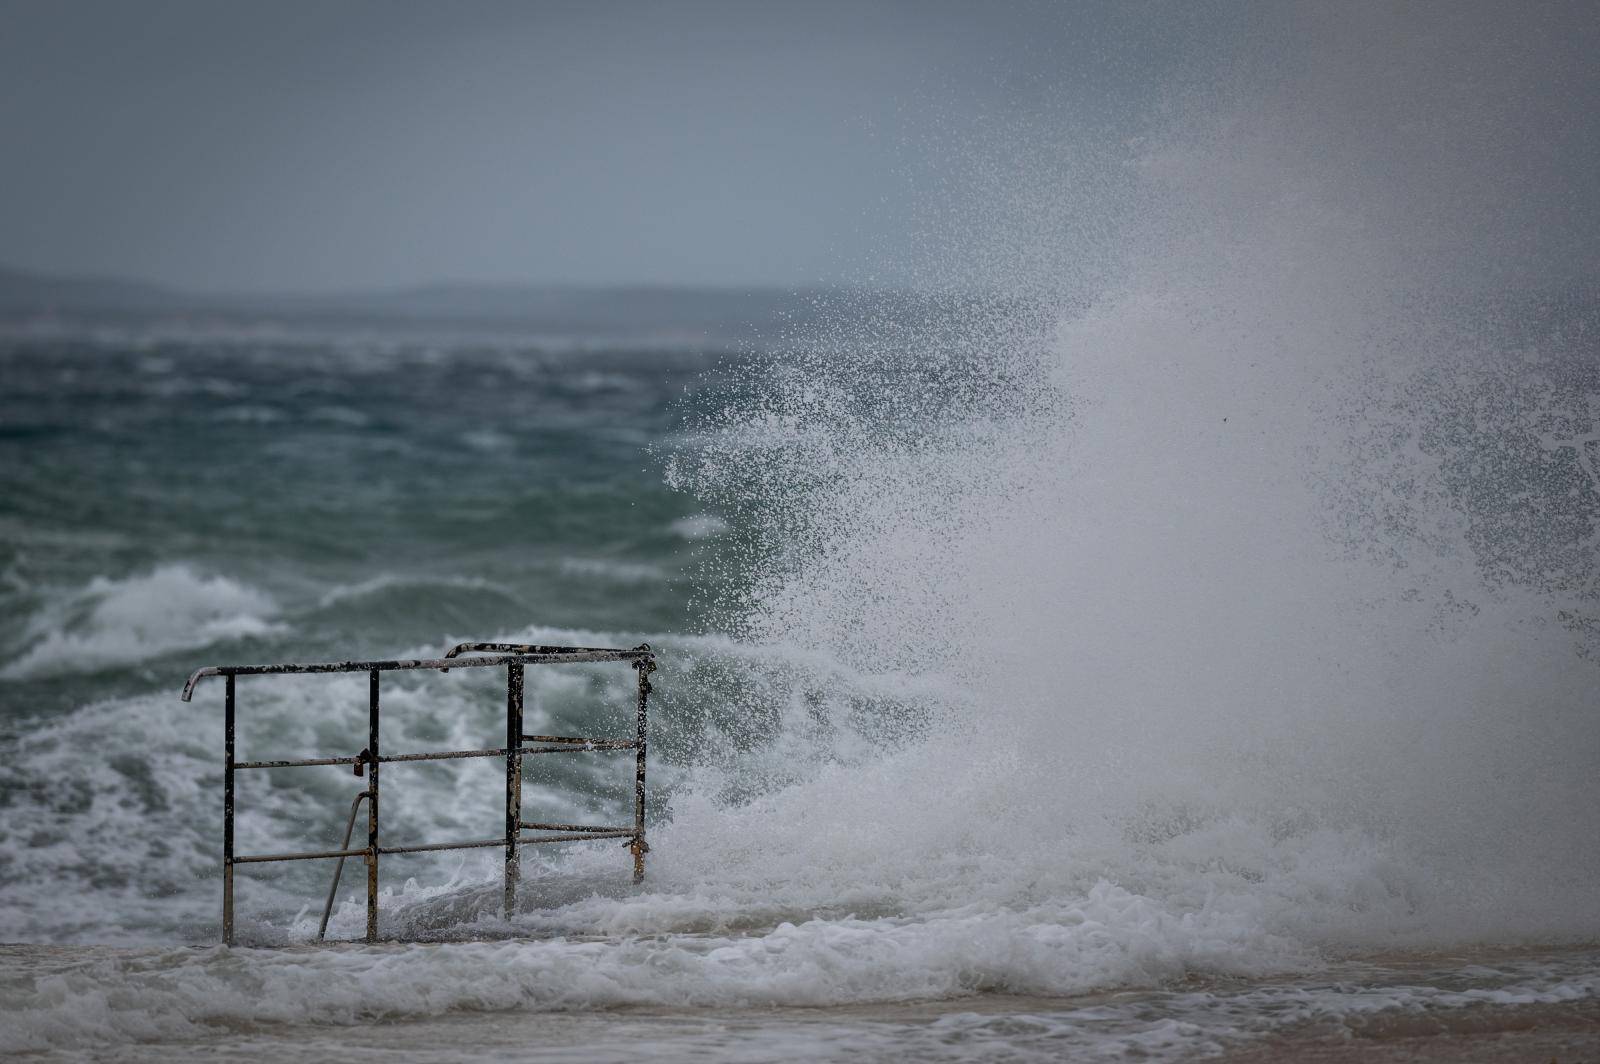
181;666;221;702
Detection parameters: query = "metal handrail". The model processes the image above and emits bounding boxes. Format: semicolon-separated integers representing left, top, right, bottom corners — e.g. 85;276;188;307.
443;641;627;659
318;790;371;941
182;647;652;701
232;740;637;773
188;641;656;945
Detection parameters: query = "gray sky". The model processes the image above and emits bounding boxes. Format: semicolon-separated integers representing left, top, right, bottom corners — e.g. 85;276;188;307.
0;0;1203;292
2;1;1594;294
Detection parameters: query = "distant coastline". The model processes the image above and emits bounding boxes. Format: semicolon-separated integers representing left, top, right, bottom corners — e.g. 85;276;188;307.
0;264;961;348
0;263;849;343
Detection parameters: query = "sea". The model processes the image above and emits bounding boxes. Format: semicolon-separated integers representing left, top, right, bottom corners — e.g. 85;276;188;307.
7;5;1600;1058
1;265;1597;1062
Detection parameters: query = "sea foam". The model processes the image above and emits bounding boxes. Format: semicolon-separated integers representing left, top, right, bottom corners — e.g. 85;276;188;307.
1;4;1595;1055
3;564;284;679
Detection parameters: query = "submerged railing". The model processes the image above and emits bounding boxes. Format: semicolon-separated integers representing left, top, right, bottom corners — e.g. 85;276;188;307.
181;641;656;945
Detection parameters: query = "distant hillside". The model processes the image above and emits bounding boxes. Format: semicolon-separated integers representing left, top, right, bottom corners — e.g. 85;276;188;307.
0;266;844;343
0;266;1071;360
295;282;831;339
0;266;184;315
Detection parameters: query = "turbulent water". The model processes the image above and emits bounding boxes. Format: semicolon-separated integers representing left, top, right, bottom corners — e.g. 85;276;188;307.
4;5;1600;1060
0;328;741;945
1;289;1595;1058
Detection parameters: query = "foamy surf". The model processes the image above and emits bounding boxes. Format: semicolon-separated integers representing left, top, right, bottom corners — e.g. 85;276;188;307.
2;565;284;680
3;942;1596;1060
2;2;1597;1061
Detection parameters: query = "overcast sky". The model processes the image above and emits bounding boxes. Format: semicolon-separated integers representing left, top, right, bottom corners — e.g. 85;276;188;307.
1;1;1595;294
0;1;1213;292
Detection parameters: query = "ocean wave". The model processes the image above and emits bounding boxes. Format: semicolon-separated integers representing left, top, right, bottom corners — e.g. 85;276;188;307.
669;514;728;540
0;897;1284;1053
1;617;1596;1056
1;565;285;680
558;558;667;583
313;573;499;610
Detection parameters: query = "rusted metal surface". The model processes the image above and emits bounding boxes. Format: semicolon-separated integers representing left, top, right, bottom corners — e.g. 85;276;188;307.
380;837;505;855
234;845;371;865
382;831;636;851
192;641;657;945
229;833;635;865
317;790;370;941
444;641;628;659
366;669;380;943
233;742;638;773
518;830;637;843
525;740;636;752
631;655;655;883
222;673;235;947
505;663;523;918
377;747;511;765
236;754;365;770
520;821;634;833
182;647;652;702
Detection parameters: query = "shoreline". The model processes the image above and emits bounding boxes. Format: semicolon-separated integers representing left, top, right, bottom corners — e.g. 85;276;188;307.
4;941;1597;1061
1220;998;1600;1062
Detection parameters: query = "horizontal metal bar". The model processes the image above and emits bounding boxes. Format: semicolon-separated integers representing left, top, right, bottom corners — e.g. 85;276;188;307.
181;649;652;702
236;755;362;770
521;830;637;844
520;821;634;833
526;740;637;752
445;642;645;660
521;734;634;745
379;837;505;856
233;742;638;772
394;741;634;760
231;846;369;865
381;747;502;764
370;831;639;857
228;831;640;864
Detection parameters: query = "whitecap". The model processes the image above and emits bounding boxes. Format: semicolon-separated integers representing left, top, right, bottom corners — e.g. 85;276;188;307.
2;564;285;679
669;514;728;540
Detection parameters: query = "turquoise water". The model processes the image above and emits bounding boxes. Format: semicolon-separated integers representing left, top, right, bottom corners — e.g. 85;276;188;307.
0;326;753;942
1;284;1597;1059
0;331;730;689
4;2;1598;1052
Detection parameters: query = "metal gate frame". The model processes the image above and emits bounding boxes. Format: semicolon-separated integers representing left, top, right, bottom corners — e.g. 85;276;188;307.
181;641;656;945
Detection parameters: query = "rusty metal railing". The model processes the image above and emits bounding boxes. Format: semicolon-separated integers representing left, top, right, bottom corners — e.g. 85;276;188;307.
181;641;657;945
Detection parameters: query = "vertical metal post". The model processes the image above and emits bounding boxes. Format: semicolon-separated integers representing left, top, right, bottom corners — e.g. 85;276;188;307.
631;656;652;883
505;663;523;918
222;672;235;946
365;668;380;943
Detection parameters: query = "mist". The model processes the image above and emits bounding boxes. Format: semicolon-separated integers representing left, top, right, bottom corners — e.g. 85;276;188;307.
1;2;1597;1058
1;0;1217;293
671;0;1600;952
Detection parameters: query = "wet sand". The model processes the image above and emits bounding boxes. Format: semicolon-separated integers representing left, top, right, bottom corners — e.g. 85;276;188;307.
50;988;1597;1064
5;943;1597;1061
1221;997;1600;1063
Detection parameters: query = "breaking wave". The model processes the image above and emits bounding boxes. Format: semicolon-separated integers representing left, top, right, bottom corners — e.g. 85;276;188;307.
1;4;1596;1059
2;565;284;680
